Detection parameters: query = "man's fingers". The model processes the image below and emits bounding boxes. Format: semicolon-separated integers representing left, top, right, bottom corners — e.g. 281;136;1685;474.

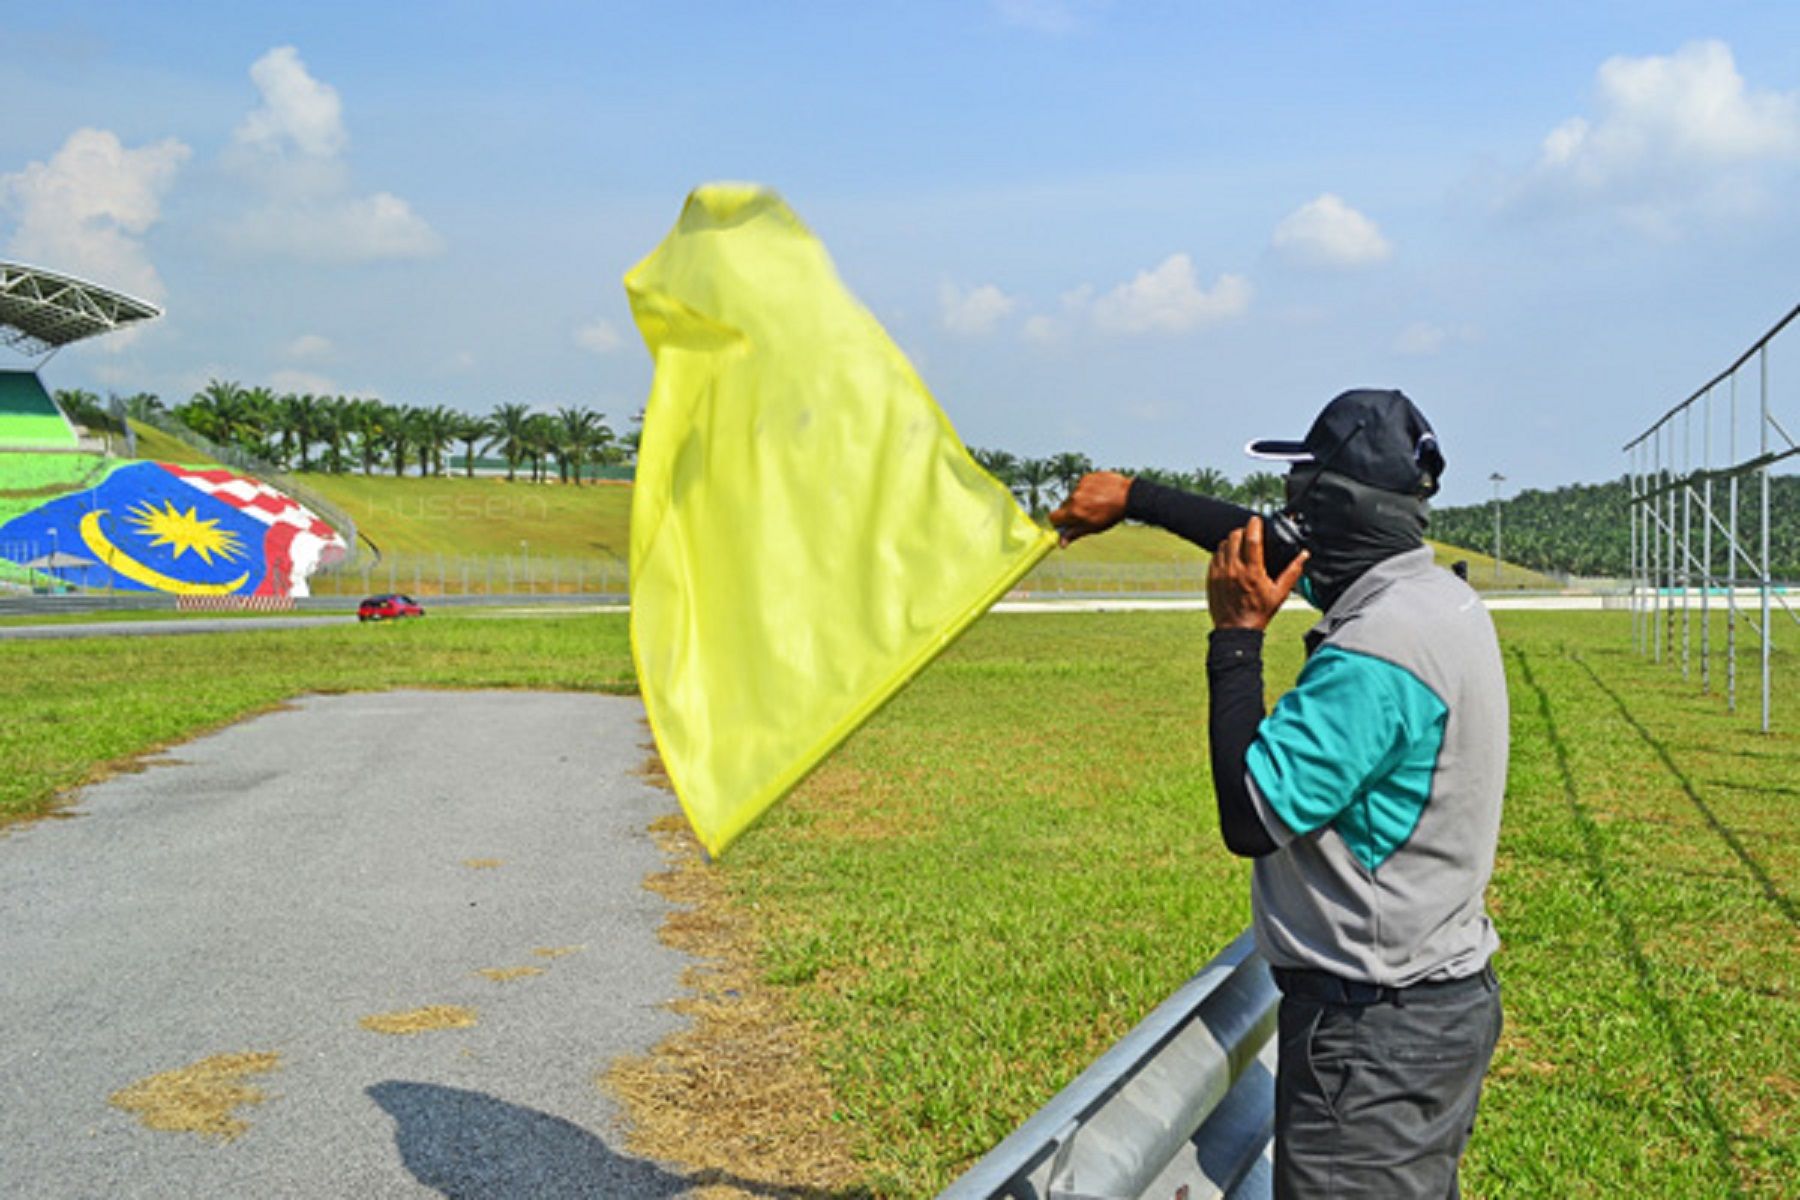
1275;549;1309;596
1211;528;1240;576
1241;516;1265;569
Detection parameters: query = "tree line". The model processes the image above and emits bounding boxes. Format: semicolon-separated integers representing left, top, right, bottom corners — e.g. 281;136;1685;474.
968;447;1287;517
1430;474;1800;580
55;382;639;485
61;382;1791;578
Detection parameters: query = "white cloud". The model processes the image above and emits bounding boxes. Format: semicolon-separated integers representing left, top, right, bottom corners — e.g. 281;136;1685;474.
1394;321;1481;357
994;0;1099;35
285;333;333;360
268;368;335;395
1271;194;1392;268
939;282;1017;337
0;127;189;308
1395;322;1448;356
1514;40;1800;227
234;192;440;262
1021;314;1062;344
235;46;346;159
1087;254;1250;335
227;46;442;262
574;317;623;354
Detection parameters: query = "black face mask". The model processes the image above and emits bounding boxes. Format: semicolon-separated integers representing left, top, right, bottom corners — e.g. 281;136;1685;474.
1284;468;1428;611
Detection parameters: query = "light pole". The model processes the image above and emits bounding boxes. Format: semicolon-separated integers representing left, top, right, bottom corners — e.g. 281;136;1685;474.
1488;472;1507;585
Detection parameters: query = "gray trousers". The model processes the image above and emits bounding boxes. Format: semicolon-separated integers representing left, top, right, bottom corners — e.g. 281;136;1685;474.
1272;965;1502;1199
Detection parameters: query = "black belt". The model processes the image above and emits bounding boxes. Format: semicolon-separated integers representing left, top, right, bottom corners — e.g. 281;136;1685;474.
1270;962;1496;1007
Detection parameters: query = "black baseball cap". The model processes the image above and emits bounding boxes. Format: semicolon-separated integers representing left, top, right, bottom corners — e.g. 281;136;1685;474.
1247;388;1445;497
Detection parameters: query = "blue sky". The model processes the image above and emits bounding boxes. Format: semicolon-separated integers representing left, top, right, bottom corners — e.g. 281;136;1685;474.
4;1;1798;506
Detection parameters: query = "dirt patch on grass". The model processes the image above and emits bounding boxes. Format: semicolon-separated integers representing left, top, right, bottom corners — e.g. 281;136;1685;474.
604;791;866;1197
109;1051;281;1140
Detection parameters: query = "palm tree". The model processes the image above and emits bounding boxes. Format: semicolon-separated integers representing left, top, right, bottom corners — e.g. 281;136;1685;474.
1238;470;1286;513
414;405;460;477
554;406;609;484
123;392;164;422
486;403;532;482
1016;457;1056;517
236;386;280;459
1049;451;1094;507
53;388;106;430
453;413;492;477
315;397;350;473
383;403;415;477
278;393;326;472
523;413;558;483
346;398;387;475
589;414;618;471
179;379;247;445
970;447;1020;489
1191;467;1232;499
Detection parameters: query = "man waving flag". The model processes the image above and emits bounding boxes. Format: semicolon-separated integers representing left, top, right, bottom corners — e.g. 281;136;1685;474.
626;184;1053;857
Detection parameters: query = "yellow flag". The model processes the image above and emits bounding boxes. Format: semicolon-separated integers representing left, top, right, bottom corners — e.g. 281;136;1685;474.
625;185;1054;857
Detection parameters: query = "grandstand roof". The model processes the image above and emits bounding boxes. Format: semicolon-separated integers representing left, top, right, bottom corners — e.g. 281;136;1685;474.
0;262;161;355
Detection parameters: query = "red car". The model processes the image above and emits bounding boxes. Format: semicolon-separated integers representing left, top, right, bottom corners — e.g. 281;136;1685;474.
358;593;425;622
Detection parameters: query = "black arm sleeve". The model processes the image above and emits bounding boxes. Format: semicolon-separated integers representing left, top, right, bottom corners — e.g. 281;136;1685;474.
1126;478;1257;551
1206;628;1279;858
1126;479;1302;576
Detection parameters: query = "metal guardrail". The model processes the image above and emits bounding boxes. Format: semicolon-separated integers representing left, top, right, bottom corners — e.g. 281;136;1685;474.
939;930;1278;1200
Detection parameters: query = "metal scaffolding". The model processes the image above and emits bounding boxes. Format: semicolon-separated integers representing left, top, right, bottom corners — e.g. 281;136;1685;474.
1625;302;1799;732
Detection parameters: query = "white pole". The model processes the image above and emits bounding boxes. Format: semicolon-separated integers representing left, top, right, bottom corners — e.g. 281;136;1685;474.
1701;389;1712;692
1682;409;1692;681
1760;347;1771;733
1729;373;1739;713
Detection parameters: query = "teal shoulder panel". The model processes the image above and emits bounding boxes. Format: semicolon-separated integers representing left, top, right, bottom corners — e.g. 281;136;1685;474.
1245;645;1448;869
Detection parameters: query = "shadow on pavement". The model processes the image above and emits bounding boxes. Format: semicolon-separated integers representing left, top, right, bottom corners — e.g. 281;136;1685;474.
369;1081;868;1199
370;1081;686;1198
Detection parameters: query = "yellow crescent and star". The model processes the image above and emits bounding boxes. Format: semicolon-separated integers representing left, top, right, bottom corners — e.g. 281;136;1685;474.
80;498;252;595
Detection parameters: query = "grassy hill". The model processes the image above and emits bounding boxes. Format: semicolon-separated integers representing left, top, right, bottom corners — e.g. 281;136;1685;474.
1;438;1562;592
301;473;634;561
293;470;1558;588
127;419;220;466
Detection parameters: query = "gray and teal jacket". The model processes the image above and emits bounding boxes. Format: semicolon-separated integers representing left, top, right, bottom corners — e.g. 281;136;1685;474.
1208;546;1507;987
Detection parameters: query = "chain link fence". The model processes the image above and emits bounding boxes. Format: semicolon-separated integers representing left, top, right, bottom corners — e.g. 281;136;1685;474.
303;554;1211;600
308;552;629;598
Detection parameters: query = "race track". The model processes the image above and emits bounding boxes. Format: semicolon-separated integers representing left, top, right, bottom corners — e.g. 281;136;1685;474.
0;691;699;1198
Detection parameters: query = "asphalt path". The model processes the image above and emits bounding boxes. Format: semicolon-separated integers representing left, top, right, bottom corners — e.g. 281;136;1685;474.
0;614;355;639
0;691;706;1198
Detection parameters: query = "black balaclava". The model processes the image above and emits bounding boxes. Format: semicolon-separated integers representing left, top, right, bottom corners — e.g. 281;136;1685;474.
1285;467;1428;611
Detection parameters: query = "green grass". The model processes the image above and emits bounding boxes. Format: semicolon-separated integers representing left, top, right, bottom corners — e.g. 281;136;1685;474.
127;418;220;465
2;606;1784;1194
0;613;635;824
299;472;633;560
716;610;1797;1195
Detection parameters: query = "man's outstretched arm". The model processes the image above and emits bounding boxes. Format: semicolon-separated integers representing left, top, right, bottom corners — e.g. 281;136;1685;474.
1049;472;1264;552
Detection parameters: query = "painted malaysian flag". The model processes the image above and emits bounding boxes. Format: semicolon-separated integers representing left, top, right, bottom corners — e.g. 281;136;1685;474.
0;461;348;596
